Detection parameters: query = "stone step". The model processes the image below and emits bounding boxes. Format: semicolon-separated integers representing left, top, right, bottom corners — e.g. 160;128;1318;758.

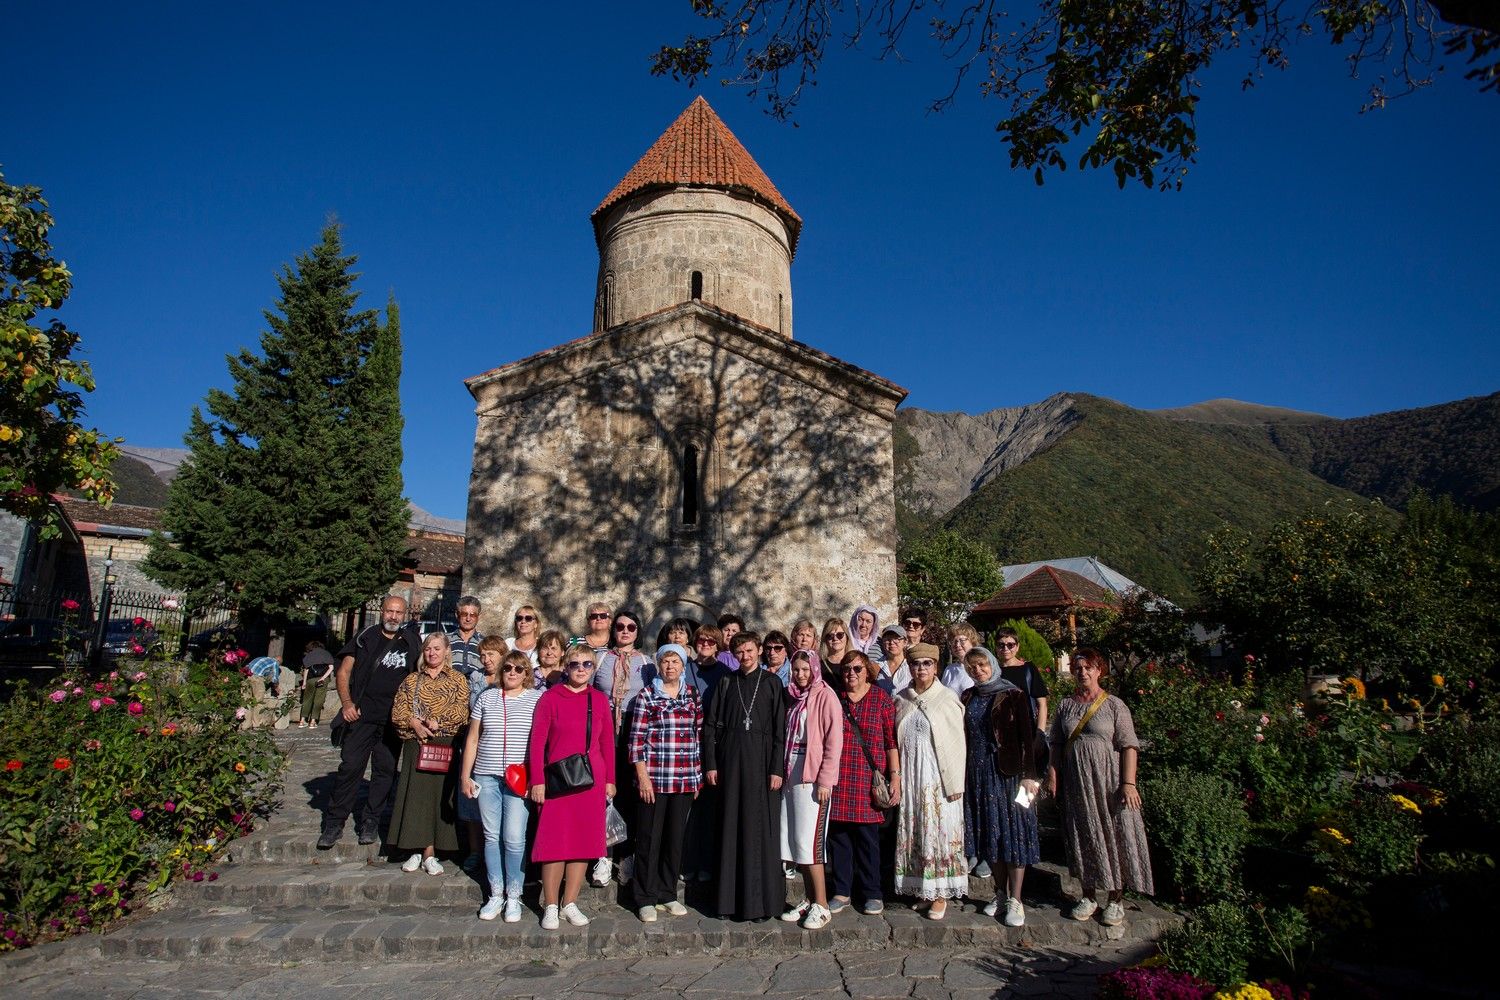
98;899;1175;963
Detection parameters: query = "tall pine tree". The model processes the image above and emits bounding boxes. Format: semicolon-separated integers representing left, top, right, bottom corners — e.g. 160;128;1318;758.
146;224;409;637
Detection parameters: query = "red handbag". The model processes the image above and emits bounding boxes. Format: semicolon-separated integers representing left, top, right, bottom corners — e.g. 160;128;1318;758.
501;694;529;795
415;741;454;773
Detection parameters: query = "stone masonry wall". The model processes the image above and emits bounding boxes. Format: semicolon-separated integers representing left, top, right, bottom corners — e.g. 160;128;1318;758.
464;310;898;640
595;189;794;339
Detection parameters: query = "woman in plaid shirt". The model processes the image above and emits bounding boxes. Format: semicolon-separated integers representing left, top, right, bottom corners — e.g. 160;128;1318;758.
626;643;703;922
828;651;900;915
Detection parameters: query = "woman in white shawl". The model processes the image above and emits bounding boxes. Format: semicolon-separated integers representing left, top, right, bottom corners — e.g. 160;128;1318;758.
892;643;968;918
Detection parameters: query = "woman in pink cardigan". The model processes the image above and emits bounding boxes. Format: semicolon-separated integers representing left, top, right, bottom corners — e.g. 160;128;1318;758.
778;649;843;929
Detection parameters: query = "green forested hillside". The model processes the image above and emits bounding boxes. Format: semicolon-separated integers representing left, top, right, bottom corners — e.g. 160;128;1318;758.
68;455;171;508
1196;392;1500;512
938;395;1371;601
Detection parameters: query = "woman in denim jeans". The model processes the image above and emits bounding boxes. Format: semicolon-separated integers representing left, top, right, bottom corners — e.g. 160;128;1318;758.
460;645;541;922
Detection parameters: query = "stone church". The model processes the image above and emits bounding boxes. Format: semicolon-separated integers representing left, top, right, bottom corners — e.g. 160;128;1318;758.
463;97;906;637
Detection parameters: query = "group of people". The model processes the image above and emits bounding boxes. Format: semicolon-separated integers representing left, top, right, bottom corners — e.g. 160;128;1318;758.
317;595;1153;932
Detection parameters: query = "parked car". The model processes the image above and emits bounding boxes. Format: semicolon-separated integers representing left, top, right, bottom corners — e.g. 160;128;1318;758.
417;620;458;639
0;618;87;668
100;618;163;665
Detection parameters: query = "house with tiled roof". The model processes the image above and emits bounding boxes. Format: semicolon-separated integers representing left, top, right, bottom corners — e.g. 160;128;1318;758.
463;98;907;638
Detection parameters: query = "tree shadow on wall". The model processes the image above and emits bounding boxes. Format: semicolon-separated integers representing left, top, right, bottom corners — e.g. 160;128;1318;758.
466;307;896;634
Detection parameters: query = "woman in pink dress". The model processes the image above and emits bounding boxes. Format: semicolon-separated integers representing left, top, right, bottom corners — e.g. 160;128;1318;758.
527;645;616;930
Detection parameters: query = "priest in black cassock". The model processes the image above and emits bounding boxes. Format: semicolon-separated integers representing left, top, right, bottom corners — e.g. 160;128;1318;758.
702;631;787;921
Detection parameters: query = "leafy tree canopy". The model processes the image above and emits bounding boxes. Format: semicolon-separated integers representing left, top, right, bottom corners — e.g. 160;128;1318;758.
145;224;409;626
899;528;1005;630
652;0;1499;190
0;170;117;533
1195;495;1498;690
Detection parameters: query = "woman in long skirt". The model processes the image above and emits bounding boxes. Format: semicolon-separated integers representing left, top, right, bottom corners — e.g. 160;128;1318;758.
388;633;469;874
892;644;968;918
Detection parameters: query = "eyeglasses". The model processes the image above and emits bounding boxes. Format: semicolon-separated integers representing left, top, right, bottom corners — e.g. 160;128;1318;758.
912;659;937;668
515;614;535;622
501;665;528;675
766;643;785;651
998;641;1019;649
588;612;610;621
840;665;865;673
903;620;923;628
565;660;594;670
827;632;846;640
614;622;637;632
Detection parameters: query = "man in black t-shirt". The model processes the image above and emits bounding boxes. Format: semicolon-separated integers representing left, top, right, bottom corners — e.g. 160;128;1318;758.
317;595;423;849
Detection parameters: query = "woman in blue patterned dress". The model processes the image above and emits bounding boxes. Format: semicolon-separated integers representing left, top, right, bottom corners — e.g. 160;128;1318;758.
961;648;1042;927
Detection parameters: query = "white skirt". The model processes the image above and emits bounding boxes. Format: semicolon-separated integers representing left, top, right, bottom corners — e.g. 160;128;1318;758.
780;752;830;865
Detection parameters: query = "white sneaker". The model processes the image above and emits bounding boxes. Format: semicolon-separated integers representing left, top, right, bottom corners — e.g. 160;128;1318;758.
1004;897;1025;927
780;900;811;922
1071;898;1099;921
1101;900;1125;926
619;857;634;884
560;902;589;926
784;864;797;880
541;904;560;930
659;900;688;916
503;898;523;923
637;905;658;923
590;858;612;886
478;896;504;921
401;853;423;872
981;898;999;917
802;903;831;930
421;855;444;876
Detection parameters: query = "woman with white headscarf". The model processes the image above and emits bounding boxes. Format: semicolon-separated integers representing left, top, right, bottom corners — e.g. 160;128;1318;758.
846;604;885;662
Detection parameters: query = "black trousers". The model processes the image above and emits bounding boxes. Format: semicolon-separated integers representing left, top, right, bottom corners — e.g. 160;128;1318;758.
632;791;694;906
828;820;883;904
325;719;402;833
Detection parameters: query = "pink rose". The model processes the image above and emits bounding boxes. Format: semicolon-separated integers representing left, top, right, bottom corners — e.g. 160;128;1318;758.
129;808;144;821
102;697;116;706
49;690;67;703
234;707;247;721
162;801;176;813
90;699;102;712
1260;715;1270;726
72;687;84;696
162;597;179;610
132;671;147;682
131;643;145;655
128;702;144;716
1255;733;1265;742
109;671;119;680
94;682;108;692
61;599;80;611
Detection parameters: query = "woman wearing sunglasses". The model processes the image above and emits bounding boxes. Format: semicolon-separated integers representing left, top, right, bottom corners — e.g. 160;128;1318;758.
508;605;542;673
527;646;617;930
819;618;851;690
591;610;654;886
460;644;541;922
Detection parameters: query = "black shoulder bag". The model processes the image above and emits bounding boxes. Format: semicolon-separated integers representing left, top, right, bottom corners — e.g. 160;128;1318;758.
544;689;596;796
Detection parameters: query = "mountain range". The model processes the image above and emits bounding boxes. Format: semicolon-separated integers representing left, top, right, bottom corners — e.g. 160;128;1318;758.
897;390;1500;601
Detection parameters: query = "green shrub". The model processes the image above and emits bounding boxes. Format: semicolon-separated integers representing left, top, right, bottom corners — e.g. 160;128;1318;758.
1159;900;1255;986
0;662;285;949
1143;768;1250;903
1311;788;1422;891
1116;661;1252;780
1413;712;1500;843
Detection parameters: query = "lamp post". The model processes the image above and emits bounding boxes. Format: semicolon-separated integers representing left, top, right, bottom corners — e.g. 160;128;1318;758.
92;549;116;669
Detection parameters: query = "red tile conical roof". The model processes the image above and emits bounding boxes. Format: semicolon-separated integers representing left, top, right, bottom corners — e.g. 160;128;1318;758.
592;96;802;254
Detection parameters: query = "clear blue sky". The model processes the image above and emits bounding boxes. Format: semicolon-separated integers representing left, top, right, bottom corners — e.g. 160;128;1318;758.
12;2;1498;521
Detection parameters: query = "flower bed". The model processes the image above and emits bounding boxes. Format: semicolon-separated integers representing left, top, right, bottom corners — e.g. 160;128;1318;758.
0;661;285;949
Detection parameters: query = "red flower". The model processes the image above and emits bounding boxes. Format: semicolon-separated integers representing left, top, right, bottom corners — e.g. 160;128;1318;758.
1214;711;1226;722
52;757;73;771
1244;653;1257;663
127;702;144;715
5;759;22;771
61;598;80;611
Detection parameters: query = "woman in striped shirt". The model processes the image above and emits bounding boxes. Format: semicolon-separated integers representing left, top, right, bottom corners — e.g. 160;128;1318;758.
626;643;703;922
460;645;541;922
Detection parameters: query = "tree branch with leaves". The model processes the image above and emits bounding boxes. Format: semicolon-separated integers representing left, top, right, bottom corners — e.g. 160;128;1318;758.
652;0;1497;190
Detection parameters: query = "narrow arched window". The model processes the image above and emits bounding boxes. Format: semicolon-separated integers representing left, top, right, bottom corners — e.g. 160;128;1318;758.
690;271;703;300
681;443;700;526
603;274;614;327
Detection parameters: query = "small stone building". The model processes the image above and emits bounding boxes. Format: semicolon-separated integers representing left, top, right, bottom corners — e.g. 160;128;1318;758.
463;98;907;636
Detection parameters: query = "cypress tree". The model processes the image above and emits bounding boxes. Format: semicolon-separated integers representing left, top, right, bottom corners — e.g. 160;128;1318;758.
146;224;409;636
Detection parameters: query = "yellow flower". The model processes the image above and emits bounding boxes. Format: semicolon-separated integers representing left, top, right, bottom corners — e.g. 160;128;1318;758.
1213;986;1275;1000
1431;789;1447;807
1409;698;1423;711
1389;794;1422;815
1342;676;1366;700
1381;698;1391;711
1136;953;1167;968
1432;674;1445;688
1317;827;1352;847
233;762;247;773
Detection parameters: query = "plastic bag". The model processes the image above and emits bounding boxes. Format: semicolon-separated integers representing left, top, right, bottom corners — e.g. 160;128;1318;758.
604;800;628;847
